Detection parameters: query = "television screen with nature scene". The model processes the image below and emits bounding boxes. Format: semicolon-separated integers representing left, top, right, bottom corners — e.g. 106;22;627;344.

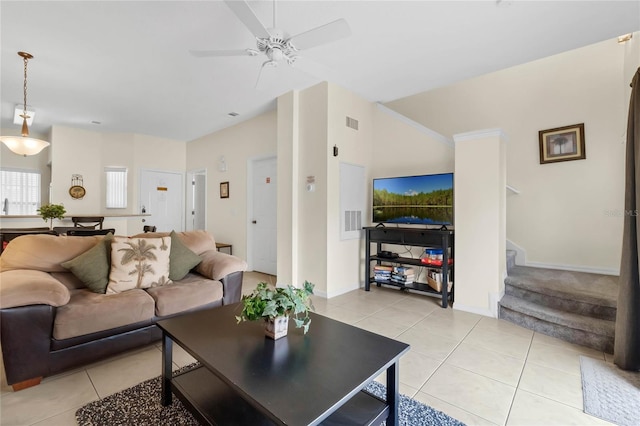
372;173;454;226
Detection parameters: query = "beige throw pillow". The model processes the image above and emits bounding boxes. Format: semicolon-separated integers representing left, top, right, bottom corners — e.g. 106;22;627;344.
106;236;172;294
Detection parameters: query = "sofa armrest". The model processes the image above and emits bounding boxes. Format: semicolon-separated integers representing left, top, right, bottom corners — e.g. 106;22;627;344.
1;305;55;385
0;270;71;309
220;271;244;305
195;250;247;281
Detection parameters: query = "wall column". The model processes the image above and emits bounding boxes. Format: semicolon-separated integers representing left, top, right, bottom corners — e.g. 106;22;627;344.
453;129;507;317
276;91;300;286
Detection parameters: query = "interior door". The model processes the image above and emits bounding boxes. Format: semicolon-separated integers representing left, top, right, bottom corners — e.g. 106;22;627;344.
251;157;277;275
187;171;206;231
193;173;206;230
140;170;184;232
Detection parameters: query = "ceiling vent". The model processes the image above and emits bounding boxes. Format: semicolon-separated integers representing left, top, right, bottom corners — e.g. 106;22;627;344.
346;116;359;130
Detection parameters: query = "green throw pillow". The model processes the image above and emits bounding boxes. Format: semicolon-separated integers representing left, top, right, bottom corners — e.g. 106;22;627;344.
61;233;113;294
169;230;202;281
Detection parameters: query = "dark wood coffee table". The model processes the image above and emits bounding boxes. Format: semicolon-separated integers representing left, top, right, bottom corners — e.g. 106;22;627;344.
158;304;409;425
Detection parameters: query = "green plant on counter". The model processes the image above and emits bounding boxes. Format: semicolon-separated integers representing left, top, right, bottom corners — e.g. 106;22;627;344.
236;281;315;333
37;203;66;229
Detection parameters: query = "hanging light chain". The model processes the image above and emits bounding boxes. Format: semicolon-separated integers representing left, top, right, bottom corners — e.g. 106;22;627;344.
18;52;33;120
22;53;29;116
17;51;34;137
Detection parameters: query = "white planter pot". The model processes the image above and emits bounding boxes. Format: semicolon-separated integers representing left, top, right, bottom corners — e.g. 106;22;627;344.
265;316;289;340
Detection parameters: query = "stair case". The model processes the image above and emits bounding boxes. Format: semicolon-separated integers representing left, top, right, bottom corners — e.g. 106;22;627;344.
498;258;617;353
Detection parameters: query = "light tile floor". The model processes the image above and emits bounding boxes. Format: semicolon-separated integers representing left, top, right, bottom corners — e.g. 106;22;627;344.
0;271;614;425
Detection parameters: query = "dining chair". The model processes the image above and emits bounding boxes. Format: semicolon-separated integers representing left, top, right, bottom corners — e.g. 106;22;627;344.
71;217;104;229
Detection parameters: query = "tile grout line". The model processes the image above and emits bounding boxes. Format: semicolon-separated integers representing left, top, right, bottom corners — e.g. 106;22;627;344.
503;330;535;426
413;315;503;426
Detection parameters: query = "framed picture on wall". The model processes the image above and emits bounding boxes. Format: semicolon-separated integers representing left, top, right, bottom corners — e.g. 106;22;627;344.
539;123;586;164
220;181;229;198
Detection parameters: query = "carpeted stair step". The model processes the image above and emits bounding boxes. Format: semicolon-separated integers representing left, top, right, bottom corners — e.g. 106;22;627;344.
499;294;615;353
504;266;617;321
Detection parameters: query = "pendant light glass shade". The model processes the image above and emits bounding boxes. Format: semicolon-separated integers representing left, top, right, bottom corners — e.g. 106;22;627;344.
0;51;50;157
0;135;50;156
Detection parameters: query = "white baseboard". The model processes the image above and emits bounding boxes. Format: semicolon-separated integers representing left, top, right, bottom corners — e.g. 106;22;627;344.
453;303;494;318
524;261;619;276
318;283;361;299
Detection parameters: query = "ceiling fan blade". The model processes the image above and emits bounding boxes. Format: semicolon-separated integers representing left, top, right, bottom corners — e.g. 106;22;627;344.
255;60;278;90
290;55;349;87
189;49;254;57
224;0;271;39
288;19;351;51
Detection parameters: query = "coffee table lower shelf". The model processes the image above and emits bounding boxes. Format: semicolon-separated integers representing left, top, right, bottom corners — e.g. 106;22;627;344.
171;365;389;426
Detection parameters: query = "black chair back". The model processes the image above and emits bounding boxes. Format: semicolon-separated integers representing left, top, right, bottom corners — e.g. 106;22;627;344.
71;216;105;229
66;228;115;237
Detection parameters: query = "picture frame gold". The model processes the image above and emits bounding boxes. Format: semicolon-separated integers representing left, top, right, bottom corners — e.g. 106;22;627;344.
220;181;229;199
539;123;586;164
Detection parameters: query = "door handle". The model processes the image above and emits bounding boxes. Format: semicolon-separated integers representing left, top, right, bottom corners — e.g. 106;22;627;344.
252;220;257;224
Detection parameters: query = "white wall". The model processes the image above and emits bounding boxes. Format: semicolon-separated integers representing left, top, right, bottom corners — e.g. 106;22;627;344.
186;110;277;263
454;130;507;317
47;126;185;233
325;83;374;297
371;105;454;178
387;35;638;274
297;83;330;294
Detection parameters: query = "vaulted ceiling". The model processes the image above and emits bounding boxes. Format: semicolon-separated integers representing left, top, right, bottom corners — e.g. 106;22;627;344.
1;1;638;142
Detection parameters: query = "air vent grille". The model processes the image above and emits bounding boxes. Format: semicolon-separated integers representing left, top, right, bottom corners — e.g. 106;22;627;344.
344;210;362;232
346;116;359;130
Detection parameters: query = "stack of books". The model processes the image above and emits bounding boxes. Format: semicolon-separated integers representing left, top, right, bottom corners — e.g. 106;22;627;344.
373;265;393;282
391;266;415;285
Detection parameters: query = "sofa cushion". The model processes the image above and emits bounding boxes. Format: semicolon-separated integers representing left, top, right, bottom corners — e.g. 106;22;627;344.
0;270;70;309
196;249;248;281
61;233;113;293
130;230;216;255
50;271;87;290
107;236;172;294
168;230;202;281
0;234;102;273
53;288;155;340
145;273;223;317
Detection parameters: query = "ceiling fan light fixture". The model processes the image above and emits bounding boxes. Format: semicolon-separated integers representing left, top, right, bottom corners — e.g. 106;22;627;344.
269;46;284;61
0;51;50;157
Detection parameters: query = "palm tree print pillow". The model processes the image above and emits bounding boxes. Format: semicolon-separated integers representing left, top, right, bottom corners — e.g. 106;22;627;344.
106;236;172;294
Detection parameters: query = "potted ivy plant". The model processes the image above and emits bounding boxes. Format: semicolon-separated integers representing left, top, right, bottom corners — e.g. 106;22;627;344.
37;203;66;229
236;281;315;339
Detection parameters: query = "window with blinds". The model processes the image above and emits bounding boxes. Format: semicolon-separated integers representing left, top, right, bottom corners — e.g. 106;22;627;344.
105;167;127;209
0;168;41;215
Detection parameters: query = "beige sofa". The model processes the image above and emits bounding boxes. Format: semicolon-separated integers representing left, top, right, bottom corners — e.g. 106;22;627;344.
0;230;247;391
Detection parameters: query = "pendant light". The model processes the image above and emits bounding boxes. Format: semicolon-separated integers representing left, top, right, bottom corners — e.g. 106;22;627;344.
0;52;50;156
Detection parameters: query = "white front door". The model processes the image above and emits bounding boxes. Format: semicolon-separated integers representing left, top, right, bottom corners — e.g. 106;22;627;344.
140;170;184;232
251;157;277;275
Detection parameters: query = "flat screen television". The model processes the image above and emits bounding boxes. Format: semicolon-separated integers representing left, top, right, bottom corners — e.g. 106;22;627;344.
372;173;453;226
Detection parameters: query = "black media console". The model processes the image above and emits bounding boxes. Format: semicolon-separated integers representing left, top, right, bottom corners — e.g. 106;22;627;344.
364;226;454;308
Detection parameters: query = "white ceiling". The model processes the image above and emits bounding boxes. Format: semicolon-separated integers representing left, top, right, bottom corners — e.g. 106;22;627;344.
1;1;638;142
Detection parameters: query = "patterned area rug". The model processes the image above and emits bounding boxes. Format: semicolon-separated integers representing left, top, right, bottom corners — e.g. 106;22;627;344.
76;365;465;426
580;356;640;426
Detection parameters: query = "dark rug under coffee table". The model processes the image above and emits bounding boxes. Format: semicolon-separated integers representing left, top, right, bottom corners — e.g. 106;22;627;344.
76;365;465;426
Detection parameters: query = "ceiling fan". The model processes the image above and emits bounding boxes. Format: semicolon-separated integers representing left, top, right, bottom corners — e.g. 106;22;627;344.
190;0;351;88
